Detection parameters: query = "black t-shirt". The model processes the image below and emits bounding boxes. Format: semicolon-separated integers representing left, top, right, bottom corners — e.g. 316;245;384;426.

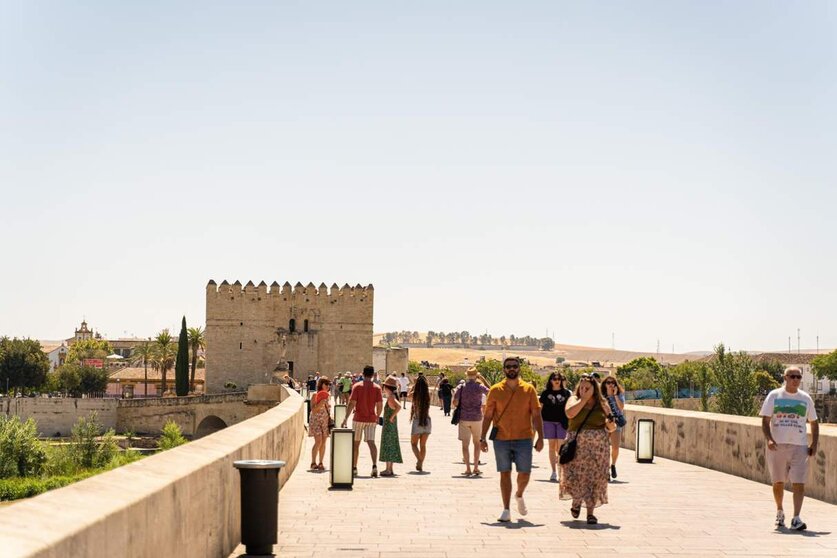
307;379;317;391
439;381;453;397
539;388;571;427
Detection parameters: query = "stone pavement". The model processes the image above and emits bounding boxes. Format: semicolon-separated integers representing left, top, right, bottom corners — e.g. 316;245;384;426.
232;405;837;558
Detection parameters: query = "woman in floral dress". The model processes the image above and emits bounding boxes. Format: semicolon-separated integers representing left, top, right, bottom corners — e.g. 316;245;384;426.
559;374;617;524
308;376;332;471
379;376;403;476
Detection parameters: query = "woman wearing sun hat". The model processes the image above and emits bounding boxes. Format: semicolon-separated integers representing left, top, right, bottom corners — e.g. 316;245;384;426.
379;375;404;476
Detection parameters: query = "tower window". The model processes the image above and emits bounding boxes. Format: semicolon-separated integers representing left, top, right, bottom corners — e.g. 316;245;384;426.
239;342;242;350
289;319;296;332
303;319;309;332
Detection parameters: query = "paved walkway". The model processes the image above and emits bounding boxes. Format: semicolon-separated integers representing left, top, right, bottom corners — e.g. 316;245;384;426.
233;405;837;558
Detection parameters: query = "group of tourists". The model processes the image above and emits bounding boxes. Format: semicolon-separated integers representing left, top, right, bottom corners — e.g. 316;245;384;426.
303;360;820;530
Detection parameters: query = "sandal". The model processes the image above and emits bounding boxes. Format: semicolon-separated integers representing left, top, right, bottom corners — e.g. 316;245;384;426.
317;463;325;471
472;469;482;476
571;505;581;519
463;470;472;477
310;462;318;471
587;515;598;525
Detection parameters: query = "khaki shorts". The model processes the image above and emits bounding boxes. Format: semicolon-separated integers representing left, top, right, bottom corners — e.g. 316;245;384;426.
766;443;809;484
458;420;482;442
352;421;377;442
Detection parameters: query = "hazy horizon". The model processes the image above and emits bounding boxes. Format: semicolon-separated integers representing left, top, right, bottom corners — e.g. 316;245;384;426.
2;2;835;354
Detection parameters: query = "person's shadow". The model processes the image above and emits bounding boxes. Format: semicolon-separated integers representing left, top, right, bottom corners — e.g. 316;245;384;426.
774;529;830;538
481;519;545;529
559;520;620;530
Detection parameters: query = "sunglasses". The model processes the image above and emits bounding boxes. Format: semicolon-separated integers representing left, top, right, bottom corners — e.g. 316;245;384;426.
787;375;802;380
504;364;519;370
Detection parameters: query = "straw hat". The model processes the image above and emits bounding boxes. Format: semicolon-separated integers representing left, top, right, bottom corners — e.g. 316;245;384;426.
383;375;399;389
466;367;478;377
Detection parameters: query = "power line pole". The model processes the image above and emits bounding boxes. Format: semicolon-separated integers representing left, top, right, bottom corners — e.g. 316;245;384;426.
611;332;615;350
788;336;791;354
797;328;801;355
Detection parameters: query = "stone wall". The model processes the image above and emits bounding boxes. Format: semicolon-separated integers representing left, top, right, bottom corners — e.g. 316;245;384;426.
1;397;118;437
205;280;374;394
622;405;836;505
0;386;306;558
626;398;703;411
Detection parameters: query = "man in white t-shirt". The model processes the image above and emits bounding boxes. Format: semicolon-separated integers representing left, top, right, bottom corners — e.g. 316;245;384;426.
398;372;410;409
759;366;819;531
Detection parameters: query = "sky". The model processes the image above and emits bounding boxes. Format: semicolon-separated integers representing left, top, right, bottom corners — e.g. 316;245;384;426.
1;1;835;353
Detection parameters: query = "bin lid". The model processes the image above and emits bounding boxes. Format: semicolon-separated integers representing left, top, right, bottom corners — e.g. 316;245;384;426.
233;459;286;470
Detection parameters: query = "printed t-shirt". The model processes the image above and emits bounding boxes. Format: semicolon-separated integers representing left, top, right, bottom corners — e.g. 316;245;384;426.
759;387;817;446
455;381;489;422
539;388;571;428
485;379;540;441
313;390;329;405
350;380;383;423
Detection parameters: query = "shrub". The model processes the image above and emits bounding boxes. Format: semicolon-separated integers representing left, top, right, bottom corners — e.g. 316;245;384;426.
657;367;677;408
158;421;187;450
69;413;119;469
0;416;47;478
711;344;759;416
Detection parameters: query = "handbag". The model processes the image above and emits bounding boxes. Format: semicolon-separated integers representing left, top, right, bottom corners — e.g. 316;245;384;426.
451;386;464;425
559;407;594;465
488;387;521;441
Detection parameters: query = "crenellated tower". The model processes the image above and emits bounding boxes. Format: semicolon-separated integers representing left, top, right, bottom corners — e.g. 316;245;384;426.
205;280;374;394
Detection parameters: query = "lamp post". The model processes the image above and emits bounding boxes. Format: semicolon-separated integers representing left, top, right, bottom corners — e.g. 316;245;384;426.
330;428;354;489
636;418;655;463
233;459;286;556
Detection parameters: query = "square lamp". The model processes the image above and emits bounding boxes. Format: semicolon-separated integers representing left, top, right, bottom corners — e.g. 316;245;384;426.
334;404;347;427
330;428;355;489
636;418;655;463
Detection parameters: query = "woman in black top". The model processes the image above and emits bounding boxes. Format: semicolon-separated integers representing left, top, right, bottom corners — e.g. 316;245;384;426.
438;377;453;416
540;372;571;482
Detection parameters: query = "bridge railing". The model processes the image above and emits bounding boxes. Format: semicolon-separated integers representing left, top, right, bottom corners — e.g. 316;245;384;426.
0;386;305;558
623;404;836;505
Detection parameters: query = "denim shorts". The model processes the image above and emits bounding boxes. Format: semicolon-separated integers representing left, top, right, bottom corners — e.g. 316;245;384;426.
492;438;533;473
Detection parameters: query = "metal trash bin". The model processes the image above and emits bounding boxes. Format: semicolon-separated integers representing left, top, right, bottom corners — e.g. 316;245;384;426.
233;459;286;556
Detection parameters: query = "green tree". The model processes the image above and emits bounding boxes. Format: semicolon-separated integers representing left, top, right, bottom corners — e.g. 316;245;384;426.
78;366;108;395
0;416;47;478
153;330;177;396
563;366;581;391
69;413;118;469
187;326;205;393
475;358;504;386
657;367;677;408
540;338;555;351
50;364;107;397
756;358;786;385
175;317;189;396
130;341;154;397
710;343;759;416
617;356;662;380
407;360;424;375
66;338;112;365
519;360;542;390
0;337;50;392
753;370;780;395
812;350;837;382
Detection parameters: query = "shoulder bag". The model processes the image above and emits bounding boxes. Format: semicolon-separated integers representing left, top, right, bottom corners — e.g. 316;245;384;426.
488;387;521;441
558;406;593;465
451;385;465;425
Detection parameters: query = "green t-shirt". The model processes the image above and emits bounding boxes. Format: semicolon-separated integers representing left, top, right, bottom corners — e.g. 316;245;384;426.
340;377;352;393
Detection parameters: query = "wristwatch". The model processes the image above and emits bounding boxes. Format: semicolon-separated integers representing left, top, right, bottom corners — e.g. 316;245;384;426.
479;438;486;443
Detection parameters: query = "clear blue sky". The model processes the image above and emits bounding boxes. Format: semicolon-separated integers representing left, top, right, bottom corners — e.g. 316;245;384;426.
1;1;835;353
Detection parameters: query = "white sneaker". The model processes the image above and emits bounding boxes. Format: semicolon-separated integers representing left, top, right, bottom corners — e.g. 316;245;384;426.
498;509;511;522
515;495;528;516
774;510;785;529
790;516;807;531
549;471;558;482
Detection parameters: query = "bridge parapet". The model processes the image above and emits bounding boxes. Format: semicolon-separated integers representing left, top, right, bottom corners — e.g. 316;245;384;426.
0;386;305;558
623;404;836;504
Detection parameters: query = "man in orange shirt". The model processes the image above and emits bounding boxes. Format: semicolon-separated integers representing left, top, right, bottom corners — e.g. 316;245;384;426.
480;357;544;523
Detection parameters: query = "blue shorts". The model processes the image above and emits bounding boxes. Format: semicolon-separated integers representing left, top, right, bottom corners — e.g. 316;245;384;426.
492;439;533;473
543;421;567;440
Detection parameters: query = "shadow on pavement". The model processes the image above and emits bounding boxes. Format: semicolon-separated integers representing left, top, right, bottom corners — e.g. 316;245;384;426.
481;520;545;529
773;529;831;537
559;520;621;530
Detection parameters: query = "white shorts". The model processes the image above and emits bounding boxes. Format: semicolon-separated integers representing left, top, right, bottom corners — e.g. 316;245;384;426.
458;420;482;442
352;421;377;442
766;444;809;484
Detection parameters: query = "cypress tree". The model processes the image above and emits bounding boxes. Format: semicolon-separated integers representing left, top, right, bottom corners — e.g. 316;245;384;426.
175;317;190;396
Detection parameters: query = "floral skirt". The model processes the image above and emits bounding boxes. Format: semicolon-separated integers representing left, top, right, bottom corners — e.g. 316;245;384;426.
308;406;330;438
559;428;609;509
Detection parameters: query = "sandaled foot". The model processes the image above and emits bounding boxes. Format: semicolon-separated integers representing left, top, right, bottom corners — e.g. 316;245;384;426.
472;469;482;476
571;505;581;519
463;470;472;476
587;515;598;525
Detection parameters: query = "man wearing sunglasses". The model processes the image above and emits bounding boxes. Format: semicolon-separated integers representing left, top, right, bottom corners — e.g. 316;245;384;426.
759;366;819;531
480;357;544;523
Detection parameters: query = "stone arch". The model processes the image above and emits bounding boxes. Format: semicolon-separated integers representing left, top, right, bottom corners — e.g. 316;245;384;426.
195;415;228;439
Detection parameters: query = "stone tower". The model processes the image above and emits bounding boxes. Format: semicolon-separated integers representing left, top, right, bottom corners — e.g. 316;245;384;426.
205;280;374;394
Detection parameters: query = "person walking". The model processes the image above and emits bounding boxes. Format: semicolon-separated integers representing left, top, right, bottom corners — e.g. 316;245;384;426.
560;374;617;525
308;376;332;471
398;372;410;409
480;357;544;523
453;367;489;476
437;372;446;410
438;376;453;416
602;376;626;480
409;374;432;471
379;376;403;476
341;365;383;478
760;366;819;530
339;373;352;404
540;371;571;482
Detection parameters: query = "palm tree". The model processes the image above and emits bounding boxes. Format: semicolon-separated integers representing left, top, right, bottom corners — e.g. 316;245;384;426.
187;326;205;393
131;340;154;397
153;330;177;396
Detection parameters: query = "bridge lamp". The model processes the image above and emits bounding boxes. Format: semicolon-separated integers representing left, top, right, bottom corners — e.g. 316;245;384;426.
330;428;354;489
636;418;655;463
333;404;347;427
